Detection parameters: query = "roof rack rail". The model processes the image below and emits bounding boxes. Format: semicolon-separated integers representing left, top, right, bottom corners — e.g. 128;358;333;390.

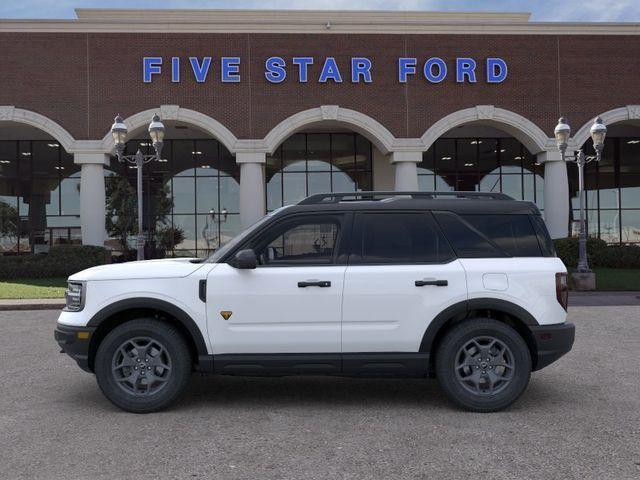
298;191;512;205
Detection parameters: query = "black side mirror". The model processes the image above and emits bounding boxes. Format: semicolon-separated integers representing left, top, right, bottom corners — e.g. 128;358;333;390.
230;249;258;269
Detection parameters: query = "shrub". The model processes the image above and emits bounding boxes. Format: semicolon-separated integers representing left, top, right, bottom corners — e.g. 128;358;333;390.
593;245;640;269
553;237;607;269
0;245;110;280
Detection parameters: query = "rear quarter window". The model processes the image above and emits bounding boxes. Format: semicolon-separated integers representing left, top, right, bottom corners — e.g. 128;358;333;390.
530;214;557;257
433;212;506;258
460;214;542;257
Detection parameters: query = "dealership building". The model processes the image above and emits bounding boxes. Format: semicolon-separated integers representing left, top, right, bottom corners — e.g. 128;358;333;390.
1;9;640;256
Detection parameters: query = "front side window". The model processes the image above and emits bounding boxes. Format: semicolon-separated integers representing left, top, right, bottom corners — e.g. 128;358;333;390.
255;217;341;266
353;212;455;264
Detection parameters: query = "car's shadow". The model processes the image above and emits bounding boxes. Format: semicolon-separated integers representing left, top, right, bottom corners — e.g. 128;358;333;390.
63;373;575;414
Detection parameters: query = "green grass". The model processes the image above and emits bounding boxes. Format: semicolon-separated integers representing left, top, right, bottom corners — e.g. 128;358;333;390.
0;268;638;299
593;268;640;291
0;277;67;299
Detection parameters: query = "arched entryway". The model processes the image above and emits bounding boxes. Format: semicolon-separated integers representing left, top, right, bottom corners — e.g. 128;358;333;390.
418;126;544;207
419;106;568;238
105;120;240;258
262;106;394;211
0;109;80;254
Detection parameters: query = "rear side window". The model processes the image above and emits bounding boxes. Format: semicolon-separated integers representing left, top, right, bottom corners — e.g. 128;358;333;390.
353;212;455;264
530;215;557;257
461;214;542;257
433;212;505;258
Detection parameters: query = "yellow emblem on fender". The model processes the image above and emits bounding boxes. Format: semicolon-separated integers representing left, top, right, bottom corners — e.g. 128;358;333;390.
220;311;233;320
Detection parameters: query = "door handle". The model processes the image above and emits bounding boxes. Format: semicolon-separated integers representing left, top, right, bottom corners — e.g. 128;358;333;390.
298;280;331;288
415;279;448;287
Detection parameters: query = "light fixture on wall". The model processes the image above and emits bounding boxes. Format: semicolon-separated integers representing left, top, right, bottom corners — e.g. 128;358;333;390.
554;116;607;275
110;113;166;261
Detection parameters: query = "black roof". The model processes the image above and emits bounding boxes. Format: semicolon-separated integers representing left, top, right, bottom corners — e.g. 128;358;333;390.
276;191;541;216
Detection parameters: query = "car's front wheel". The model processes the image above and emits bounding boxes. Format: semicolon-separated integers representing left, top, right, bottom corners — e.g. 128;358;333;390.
435;318;531;412
95;319;192;413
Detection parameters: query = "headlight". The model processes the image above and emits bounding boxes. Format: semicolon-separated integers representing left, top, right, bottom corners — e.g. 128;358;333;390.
64;281;85;312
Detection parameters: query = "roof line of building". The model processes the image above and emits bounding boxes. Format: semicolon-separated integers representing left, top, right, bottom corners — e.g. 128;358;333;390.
0;9;639;35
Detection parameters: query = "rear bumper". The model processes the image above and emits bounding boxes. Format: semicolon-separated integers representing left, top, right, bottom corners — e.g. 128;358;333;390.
530;322;575;371
54;323;96;373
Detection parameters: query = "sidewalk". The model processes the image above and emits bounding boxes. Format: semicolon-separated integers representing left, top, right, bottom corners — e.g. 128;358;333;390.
568;291;640;307
1;292;639;311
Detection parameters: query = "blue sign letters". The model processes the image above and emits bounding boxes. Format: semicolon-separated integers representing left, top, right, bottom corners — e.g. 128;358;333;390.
143;55;508;84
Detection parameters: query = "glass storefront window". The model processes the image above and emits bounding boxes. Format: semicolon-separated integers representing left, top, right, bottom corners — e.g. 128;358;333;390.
0;140;81;254
266;133;373;211
571;137;640;244
420;138;543;206
106;138;240;257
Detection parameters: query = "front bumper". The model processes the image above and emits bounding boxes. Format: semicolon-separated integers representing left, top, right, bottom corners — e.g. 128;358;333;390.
530;322;575;371
54;324;96;373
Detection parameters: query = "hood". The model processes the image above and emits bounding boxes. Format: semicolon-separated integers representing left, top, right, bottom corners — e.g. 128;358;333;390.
69;258;206;281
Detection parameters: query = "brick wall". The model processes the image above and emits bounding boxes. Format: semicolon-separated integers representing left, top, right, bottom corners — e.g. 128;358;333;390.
0;32;638;141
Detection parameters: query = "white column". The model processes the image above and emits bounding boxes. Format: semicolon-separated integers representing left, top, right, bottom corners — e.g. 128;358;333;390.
391;151;422;191
75;152;109;246
539;150;569;239
237;151;266;229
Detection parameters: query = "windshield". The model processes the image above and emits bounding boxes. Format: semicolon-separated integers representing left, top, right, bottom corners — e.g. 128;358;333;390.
204;207;290;263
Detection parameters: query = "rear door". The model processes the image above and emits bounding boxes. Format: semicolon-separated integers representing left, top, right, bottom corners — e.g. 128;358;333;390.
341;211;468;353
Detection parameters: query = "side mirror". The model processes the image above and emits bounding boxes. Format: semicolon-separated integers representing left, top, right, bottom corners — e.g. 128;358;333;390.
230;249;258;269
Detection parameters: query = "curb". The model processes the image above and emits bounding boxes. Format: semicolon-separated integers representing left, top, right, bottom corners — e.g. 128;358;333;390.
0;300;65;311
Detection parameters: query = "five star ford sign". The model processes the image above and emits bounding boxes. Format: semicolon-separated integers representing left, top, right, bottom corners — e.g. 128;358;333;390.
142;56;508;84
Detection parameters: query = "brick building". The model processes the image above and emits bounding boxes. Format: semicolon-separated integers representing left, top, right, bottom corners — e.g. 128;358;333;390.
0;9;639;256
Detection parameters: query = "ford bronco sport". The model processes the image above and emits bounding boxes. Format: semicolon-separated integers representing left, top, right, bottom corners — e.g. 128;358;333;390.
55;191;574;413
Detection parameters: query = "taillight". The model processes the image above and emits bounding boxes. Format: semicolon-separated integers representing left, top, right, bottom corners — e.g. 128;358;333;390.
556;272;569;311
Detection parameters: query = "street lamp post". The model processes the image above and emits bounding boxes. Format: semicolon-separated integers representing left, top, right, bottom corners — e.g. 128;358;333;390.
554;116;607;275
110;114;166;261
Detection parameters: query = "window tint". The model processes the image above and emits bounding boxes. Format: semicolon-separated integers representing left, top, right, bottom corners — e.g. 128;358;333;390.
461;214;542;257
433;212;505;258
530;214;556;257
256;218;340;265
356;213;454;264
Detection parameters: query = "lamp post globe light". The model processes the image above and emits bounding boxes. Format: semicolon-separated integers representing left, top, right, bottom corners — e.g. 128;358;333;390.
554;116;607;290
110;113;166;261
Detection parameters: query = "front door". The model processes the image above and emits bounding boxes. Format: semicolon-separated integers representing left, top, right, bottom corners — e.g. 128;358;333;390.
206;213;349;355
341;211;468;353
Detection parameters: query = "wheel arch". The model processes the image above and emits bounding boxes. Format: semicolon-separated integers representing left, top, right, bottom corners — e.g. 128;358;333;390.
420;299;539;372
86;298;209;372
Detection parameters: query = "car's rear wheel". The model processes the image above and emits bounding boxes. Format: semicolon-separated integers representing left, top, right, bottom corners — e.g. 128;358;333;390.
435;318;531;412
95;318;192;413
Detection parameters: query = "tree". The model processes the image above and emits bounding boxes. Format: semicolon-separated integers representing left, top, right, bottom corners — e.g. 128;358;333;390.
105;175;180;255
0;201;19;239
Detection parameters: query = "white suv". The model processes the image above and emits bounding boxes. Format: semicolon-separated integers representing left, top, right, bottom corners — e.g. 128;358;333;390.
55;191;574;413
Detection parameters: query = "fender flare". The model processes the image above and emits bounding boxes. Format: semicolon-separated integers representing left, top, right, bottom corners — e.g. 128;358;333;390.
86;297;208;356
419;298;539;353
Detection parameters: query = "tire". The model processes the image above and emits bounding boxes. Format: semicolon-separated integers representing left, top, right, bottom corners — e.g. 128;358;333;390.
94;318;192;413
435;318;531;412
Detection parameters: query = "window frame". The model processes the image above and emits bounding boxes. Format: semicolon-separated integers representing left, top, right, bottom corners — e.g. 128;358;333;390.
349;211;457;266
238;212;352;268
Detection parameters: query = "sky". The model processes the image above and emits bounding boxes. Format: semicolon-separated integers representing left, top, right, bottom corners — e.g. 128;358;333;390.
1;0;639;22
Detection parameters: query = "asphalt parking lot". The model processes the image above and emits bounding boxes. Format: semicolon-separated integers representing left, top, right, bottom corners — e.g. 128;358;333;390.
0;307;639;480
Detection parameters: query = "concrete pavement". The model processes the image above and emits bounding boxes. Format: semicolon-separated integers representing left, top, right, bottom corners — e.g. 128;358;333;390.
0;307;639;479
